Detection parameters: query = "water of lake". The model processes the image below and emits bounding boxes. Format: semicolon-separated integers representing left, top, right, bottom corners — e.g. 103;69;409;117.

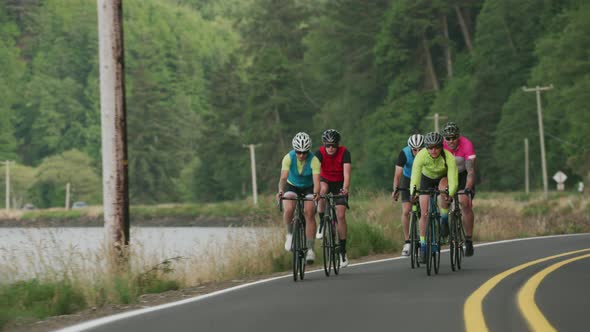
0;226;279;283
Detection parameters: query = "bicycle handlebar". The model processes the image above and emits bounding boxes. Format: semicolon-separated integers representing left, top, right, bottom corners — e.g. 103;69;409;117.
278;195;315;212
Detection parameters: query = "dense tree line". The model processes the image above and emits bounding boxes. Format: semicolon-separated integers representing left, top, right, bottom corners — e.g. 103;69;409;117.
0;0;587;207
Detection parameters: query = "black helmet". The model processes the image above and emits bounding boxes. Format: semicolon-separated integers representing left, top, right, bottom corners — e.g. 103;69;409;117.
424;132;443;147
442;122;460;137
322;129;341;144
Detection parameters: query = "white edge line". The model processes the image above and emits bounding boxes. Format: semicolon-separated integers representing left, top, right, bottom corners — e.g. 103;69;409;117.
55;232;590;331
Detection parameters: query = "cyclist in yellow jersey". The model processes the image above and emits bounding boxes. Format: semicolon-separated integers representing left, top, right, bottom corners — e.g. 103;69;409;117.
277;132;321;264
410;132;458;263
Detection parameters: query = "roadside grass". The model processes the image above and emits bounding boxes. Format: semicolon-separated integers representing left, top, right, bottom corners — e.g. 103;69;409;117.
1;191;589;330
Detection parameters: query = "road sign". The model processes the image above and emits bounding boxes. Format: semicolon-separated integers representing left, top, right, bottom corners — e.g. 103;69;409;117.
552;171;567;184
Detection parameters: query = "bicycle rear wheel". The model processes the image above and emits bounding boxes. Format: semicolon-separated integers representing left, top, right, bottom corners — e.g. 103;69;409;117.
410;212;419;269
292;217;301;281
322;216;332;276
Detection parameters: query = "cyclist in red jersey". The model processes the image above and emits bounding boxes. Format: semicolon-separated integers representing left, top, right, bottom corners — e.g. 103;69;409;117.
442;122;476;256
314;129;352;267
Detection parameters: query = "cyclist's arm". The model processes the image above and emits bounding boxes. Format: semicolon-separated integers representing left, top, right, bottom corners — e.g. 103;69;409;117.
343;163;351;194
446;150;459;196
465;158;476;190
278;154;291;193
410;150;425;196
393;166;403;191
311;156;321;196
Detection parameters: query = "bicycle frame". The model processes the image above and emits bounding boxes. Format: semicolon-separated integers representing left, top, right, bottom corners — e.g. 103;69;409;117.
449;190;469;271
319;193;346;276
280;194;313;281
416;187;445;276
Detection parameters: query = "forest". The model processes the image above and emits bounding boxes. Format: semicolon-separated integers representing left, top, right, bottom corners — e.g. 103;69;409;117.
0;0;588;207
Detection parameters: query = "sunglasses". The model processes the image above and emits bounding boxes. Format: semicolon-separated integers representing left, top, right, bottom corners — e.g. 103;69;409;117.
427;145;442;150
445;136;458;141
412;148;422;152
325;144;338;149
295;151;308;155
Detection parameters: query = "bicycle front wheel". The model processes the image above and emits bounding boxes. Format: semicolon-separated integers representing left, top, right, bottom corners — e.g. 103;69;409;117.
426;217;433;276
322;216;332;276
298;218;306;280
410;212;419;269
332;220;340;275
292;218;301;281
433;217;441;274
449;213;457;271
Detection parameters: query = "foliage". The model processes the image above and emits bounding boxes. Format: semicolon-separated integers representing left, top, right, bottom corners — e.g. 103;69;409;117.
0;0;589;203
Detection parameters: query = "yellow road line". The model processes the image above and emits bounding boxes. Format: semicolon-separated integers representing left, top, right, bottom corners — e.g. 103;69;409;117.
464;248;590;332
518;253;590;332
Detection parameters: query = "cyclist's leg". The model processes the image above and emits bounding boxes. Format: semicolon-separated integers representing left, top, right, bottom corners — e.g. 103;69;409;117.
438;177;450;239
401;202;411;255
316;180;329;239
460;185;475;256
282;190;297;251
303;188;316;262
400;175;412;243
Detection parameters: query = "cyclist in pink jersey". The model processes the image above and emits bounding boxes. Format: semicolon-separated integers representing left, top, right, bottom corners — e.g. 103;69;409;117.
442;122;476;256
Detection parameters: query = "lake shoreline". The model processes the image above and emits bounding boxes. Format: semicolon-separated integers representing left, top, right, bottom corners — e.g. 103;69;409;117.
0;215;249;228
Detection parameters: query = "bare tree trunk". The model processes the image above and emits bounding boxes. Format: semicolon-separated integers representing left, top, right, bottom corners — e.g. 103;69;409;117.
502;18;517;53
422;32;440;91
442;15;453;79
455;5;473;54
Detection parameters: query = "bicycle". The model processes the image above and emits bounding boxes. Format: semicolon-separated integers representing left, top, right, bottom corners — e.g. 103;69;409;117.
280;194;313;281
319;193;347;276
414;187;447;276
448;190;471;271
395;187;421;269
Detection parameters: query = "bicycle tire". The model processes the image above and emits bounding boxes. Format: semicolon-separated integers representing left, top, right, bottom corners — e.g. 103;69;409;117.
292;217;301;281
410;212;419;269
456;212;464;270
298;217;306;280
426;216;433;276
449;212;457;271
434;216;441;274
322;215;332;276
332;219;340;275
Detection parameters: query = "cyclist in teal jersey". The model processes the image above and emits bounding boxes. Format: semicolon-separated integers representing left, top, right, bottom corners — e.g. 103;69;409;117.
410;132;458;263
277;132;321;264
392;134;424;256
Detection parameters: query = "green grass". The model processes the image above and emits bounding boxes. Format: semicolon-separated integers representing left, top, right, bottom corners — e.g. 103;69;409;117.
3;191;590;329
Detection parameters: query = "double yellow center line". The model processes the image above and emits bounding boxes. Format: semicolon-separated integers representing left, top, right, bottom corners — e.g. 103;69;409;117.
464;248;590;332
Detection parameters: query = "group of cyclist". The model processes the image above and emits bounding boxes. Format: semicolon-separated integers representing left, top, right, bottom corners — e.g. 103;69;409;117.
393;122;476;263
276;121;476;269
277;130;351;268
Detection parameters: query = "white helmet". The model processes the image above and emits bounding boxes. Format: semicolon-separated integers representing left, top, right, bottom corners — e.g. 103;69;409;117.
407;134;425;149
292;132;312;152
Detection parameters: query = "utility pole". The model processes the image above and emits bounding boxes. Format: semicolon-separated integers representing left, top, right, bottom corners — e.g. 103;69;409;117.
98;0;130;258
243;144;260;205
522;85;553;199
524;138;529;194
65;182;71;210
1;161;10;211
426;113;448;132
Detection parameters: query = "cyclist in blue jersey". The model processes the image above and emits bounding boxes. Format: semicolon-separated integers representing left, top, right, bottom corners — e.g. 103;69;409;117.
277;132;321;264
392;134;424;256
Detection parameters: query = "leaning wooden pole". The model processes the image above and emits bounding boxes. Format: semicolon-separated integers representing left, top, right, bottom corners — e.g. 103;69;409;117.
97;0;130;264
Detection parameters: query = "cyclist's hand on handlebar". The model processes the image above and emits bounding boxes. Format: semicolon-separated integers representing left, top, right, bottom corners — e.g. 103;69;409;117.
392;188;400;202
313;192;320;202
340;188;349;197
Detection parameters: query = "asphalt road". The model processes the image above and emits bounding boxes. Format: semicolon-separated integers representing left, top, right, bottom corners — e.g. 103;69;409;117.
60;234;590;332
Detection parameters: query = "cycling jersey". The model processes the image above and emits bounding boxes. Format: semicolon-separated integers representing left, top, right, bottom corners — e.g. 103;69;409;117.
410;148;458;196
314;146;351;182
395;146;415;178
443;136;475;173
281;150;320;188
